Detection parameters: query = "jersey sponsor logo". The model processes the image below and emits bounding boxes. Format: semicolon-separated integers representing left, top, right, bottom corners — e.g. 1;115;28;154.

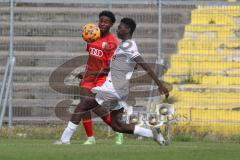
89;47;103;57
102;42;107;48
102;41;118;53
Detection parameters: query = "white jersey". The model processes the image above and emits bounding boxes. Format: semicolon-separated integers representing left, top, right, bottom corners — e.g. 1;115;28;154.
107;39;140;98
91;39;140;110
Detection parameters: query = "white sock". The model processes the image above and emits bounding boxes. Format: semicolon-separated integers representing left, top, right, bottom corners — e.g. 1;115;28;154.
60;121;78;142
133;126;153;138
87;136;95;140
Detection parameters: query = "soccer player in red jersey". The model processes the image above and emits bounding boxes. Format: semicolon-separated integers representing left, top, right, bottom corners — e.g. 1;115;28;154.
56;11;123;145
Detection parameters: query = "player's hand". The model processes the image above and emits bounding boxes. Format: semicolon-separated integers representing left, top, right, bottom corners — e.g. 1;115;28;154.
134;64;138;70
158;81;173;98
75;72;84;79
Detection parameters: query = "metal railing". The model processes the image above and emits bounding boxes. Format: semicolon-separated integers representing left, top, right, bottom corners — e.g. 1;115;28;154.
0;0;15;128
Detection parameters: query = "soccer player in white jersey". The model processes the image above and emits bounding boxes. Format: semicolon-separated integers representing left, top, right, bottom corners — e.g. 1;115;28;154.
57;17;170;145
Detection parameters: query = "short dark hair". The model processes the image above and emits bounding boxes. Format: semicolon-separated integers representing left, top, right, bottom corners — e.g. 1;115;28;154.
120;18;136;36
99;10;116;24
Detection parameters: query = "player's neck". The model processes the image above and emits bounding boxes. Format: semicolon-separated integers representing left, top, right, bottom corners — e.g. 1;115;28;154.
122;35;132;41
101;31;110;37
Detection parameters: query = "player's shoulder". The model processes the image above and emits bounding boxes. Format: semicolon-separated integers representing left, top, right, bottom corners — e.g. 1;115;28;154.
105;33;117;40
103;33;118;44
120;40;138;52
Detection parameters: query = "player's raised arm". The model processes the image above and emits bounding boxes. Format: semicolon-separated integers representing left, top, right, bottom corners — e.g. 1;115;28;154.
133;55;170;96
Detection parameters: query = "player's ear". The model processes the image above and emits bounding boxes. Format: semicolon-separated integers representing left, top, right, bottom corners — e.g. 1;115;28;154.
127;27;131;34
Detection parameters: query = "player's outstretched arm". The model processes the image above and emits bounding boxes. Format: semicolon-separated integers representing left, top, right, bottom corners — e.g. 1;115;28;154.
133;56;170;96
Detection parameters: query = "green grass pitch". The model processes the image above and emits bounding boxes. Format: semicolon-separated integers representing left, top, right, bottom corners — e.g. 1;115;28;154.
0;138;239;160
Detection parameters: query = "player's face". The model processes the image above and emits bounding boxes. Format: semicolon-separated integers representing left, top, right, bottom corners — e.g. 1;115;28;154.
116;23;129;40
98;16;113;34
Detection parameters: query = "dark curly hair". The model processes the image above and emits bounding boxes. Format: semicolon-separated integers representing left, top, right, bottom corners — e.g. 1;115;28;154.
99;10;116;24
120;17;136;36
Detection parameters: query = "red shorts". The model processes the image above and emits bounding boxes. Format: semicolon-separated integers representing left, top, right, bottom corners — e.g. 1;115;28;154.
79;76;106;90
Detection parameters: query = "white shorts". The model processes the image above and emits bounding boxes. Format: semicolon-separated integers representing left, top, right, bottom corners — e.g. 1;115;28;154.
91;80;128;111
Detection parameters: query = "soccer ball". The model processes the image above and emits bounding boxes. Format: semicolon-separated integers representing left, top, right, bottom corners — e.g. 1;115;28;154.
81;23;100;43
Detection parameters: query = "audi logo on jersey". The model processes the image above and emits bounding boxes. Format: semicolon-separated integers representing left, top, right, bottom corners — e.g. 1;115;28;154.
89;47;103;57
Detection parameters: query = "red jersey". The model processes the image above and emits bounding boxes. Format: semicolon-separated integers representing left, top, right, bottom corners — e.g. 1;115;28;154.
80;33;118;89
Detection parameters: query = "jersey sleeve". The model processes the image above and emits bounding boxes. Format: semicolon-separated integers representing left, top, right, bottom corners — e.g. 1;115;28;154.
123;40;140;60
129;46;140;60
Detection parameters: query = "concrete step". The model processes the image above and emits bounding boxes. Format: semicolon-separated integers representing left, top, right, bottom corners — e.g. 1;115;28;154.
0;36;178;54
0;51;157;67
171;86;240;101
176;107;240;124
170;53;240;63
12;98;59;108
0;57;160;83
0;6;192;24
0;22;185;40
165;74;240;85
3;99;58;117
175;101;240;110
184;24;240;38
178;39;240;55
2;82;73;99
0;51;83;67
166;63;240;77
3;81;167;100
169;61;240;71
191;6;240;25
0;66;55;83
174;84;240;93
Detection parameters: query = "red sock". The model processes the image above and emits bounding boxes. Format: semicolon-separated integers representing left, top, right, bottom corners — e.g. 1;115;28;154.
83;119;94;137
105;114;111;126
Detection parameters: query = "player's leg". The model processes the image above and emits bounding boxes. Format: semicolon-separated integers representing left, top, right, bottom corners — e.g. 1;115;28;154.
111;112;124;145
95;78;124;144
82;112;96;145
55;102;91;144
56;89;98;144
91;106;123;144
110;108;135;133
103;108;124;144
98;111;124;144
78;87;96;144
109;108;165;145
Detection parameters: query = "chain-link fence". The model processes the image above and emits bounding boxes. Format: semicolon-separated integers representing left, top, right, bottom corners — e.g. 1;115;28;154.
0;0;161;129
